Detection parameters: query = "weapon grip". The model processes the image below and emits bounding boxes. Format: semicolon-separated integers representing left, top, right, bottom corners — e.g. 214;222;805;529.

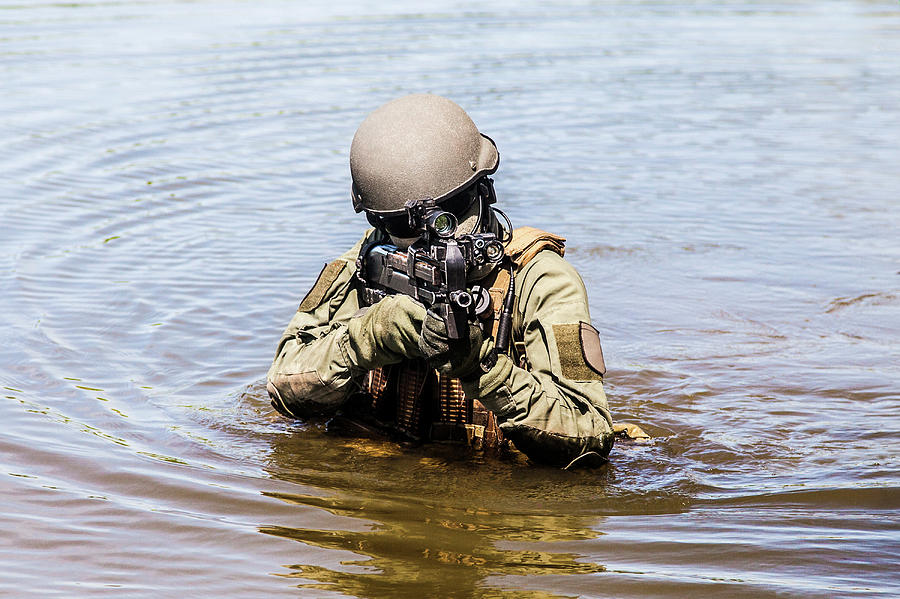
429;302;464;340
442;241;468;339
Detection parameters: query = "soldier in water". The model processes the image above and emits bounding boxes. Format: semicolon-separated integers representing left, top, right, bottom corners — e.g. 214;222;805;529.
267;94;614;468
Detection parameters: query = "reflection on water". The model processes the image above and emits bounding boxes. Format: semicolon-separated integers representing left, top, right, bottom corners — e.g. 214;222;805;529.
251;407;699;597
262;490;603;598
262;425;607;598
2;0;899;597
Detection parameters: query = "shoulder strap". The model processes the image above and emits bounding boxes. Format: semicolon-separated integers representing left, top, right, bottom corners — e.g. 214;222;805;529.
485;227;567;341
504;226;565;268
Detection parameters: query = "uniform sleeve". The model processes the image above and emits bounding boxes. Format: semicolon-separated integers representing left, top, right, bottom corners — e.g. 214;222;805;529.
266;237;368;418
460;251;615;467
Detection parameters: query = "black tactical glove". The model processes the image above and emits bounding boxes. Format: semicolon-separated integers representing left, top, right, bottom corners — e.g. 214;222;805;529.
346;295;426;370
418;309;489;379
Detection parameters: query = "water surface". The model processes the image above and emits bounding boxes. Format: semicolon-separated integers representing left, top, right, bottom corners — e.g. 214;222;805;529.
2;1;898;597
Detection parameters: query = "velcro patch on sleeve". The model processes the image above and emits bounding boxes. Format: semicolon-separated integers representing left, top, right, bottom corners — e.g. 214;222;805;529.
297;260;345;312
553;322;606;380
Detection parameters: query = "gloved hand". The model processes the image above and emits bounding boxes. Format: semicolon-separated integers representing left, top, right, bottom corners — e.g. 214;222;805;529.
346;295;426;370
418;309;489;379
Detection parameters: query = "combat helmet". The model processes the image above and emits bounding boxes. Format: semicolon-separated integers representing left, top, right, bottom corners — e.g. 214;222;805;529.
350;94;499;217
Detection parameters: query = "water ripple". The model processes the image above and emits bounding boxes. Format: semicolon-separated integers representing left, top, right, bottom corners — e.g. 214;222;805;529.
2;1;899;597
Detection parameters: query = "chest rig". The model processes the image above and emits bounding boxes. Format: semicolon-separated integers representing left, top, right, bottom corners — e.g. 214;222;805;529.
358;227;565;449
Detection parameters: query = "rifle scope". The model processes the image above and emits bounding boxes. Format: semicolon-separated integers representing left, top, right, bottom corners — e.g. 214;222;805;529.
424;209;457;238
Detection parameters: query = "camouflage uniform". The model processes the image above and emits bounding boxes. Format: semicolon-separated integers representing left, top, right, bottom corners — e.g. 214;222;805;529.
267;228;614;467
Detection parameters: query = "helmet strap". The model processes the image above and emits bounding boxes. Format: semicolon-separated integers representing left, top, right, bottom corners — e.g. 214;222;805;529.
472;177;511;243
480;177;497;206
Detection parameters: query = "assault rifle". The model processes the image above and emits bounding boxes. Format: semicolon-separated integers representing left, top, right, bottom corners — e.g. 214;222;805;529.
356;198;507;340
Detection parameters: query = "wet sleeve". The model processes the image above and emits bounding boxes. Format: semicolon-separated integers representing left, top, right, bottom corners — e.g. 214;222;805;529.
266;239;367;418
460;251;615;467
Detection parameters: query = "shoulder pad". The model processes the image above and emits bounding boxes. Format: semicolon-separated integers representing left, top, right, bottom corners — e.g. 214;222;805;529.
552;322;606;380
507;226;566;268
297;260;346;312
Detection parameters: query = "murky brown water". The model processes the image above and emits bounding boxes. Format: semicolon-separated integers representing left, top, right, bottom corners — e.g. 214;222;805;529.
2;1;899;597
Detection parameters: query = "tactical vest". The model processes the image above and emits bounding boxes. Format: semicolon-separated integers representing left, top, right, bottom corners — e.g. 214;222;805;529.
359;227;565;450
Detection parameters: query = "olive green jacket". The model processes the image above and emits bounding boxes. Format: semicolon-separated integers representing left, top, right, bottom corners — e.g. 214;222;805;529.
267;230;615;467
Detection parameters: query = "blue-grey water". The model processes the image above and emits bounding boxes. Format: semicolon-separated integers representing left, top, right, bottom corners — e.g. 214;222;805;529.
2;1;898;597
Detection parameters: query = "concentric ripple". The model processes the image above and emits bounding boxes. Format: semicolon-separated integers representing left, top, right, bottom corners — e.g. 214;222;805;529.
1;1;899;597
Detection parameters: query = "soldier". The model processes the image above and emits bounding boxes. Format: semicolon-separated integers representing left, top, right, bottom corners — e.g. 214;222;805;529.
267;94;614;468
